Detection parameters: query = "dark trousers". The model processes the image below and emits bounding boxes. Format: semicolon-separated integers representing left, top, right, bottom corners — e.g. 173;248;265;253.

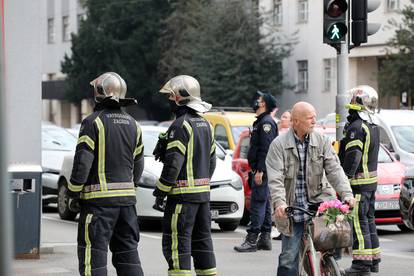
77;205;144;276
162;200;216;276
248;177;272;234
277;222;305;276
351;190;381;269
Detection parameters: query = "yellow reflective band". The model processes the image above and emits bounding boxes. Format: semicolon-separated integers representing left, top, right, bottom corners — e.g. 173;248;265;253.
84;214;93;276
133;144;143;158
195;268;218;275
372;247;381;255
156;180;172;192
170;185;210;195
353;194;364;251
346;103;363;111
80;189;136;200
353;249;374;254
350;176;378;185
171;204;183;270
168;270;192;276
361;123;370;178
210;142;216;154
183;121;194;187
345;140;363;151
167;140;186;155
68;182;84;192
77;135;95;150
95;117;107;192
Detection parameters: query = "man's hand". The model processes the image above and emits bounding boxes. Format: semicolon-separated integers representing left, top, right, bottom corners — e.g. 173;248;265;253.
254;171;264;186
153;196;166;212
345;197;356;208
275;203;288;219
68;197;81;213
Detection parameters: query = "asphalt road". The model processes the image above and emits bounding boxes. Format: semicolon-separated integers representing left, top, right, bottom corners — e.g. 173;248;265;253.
12;207;414;276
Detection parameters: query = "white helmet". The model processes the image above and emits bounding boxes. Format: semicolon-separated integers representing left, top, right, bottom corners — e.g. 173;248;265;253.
346;85;379;122
90;72;127;103
159;75;212;113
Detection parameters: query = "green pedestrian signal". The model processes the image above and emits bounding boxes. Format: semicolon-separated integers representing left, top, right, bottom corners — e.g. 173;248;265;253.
323;0;348;44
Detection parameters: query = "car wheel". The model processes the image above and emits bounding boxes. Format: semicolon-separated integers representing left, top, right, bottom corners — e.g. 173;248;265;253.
58;180;78;221
397;224;413;232
218;221;239;231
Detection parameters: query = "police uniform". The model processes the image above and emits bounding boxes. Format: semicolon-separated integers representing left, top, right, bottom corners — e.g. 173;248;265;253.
153;107;217;276
247;112;278;236
68;103;144;276
339;111;381;272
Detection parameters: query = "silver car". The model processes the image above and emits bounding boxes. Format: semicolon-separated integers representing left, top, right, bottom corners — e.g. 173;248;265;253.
58;125;244;231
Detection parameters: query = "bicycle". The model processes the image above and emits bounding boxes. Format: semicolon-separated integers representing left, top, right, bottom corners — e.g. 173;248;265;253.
285;206;342;276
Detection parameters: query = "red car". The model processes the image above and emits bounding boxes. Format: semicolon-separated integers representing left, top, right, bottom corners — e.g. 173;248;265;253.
232;128;406;227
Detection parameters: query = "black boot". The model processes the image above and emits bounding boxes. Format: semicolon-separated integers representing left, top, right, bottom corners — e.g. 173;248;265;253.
257;232;272;250
370;264;379;273
234;233;258;252
343;266;371;276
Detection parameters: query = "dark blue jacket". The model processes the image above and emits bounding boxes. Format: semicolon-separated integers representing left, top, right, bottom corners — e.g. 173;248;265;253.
247;112;278;173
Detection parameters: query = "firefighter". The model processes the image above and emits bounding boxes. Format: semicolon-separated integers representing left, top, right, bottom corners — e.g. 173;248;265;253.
339;85;381;276
152;75;217;276
234;91;278;252
67;72;145;276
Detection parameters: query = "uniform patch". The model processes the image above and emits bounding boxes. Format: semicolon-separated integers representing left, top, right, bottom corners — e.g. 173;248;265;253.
263;124;272;133
349;131;355;139
169;130;175;139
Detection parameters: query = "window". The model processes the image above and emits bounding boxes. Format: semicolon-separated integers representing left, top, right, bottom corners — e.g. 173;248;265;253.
387;0;400;11
239;136;251;160
297;60;308;92
273;0;283;25
47;18;54;44
379;127;393;152
62;16;70;42
215;124;230;149
297;0;308;22
77;13;86;31
323;59;334;92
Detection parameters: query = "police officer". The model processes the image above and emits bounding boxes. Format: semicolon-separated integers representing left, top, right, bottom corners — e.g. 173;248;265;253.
67;72;145;276
339;85;381;276
234;91;278;252
152;75;217;276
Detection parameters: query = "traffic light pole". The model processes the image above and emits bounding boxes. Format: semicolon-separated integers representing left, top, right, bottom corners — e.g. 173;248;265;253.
336;42;349;140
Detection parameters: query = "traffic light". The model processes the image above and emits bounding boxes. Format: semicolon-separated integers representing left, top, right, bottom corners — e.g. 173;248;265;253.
351;0;381;46
323;0;348;44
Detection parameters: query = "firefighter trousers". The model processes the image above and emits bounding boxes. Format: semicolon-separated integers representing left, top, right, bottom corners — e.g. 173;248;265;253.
77;205;144;276
162;200;217;276
351;190;381;269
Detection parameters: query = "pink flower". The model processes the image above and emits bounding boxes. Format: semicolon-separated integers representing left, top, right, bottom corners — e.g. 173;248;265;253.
318;202;329;213
340;204;350;214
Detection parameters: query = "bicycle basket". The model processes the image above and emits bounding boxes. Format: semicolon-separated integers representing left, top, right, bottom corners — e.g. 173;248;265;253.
311;216;352;251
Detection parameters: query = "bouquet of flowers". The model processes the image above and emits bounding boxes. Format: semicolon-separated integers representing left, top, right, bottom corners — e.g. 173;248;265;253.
317;199;353;226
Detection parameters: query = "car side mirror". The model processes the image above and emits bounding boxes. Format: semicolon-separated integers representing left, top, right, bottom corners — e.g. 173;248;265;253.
394;153;401;161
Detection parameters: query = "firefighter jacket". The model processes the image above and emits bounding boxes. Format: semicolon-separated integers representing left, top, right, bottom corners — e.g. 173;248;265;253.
339;112;380;192
247;112;278;173
68;103;144;206
153;107;216;203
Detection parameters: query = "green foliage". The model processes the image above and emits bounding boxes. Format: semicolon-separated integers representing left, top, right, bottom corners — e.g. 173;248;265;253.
378;0;414;99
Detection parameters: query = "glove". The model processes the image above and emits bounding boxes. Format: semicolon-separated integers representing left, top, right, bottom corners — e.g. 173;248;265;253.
153;132;168;163
153;196;166;212
68;197;81;213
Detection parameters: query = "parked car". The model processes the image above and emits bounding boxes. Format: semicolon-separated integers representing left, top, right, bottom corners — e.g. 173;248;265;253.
202;110;256;151
232;128;406;228
42;121;77;205
376;109;414;167
57;125;244;231
399;167;414;231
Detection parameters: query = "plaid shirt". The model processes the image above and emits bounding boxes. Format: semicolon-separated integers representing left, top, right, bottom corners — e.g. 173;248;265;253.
293;133;310;222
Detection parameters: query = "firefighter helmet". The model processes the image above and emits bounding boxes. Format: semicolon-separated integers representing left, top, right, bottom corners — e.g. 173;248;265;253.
159;75;212;113
346;85;378;121
90;72;127;103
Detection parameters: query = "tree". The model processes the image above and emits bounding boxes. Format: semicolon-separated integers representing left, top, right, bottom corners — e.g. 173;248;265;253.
159;0;294;107
378;0;414;101
61;0;171;120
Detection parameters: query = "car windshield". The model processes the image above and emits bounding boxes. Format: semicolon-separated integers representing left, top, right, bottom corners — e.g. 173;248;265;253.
42;125;77;151
378;146;393;163
391;126;414;153
231;126;250;146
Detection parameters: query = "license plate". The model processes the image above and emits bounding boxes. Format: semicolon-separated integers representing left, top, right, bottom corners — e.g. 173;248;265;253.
375;200;399;210
210;209;219;219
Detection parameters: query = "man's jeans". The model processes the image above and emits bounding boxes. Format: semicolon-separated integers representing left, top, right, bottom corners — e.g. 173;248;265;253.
277;221;305;276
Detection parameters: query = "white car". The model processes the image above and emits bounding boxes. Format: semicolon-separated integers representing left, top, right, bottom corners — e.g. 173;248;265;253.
58;125;244;231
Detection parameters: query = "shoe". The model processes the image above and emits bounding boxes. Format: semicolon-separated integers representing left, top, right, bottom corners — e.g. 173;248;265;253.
343;267;371;276
234;233;258;252
370;264;379;273
273;234;282;240
257;232;272;250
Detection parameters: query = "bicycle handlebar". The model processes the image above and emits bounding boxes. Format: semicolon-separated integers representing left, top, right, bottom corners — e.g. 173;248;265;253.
285;206;317;218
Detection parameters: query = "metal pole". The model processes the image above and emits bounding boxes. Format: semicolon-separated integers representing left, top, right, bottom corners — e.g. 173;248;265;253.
336;42;349;140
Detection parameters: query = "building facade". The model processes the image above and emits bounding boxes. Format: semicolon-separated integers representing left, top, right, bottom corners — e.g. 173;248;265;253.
259;0;408;118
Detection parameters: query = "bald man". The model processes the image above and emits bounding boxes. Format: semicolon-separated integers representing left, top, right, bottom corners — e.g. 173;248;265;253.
266;102;355;276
